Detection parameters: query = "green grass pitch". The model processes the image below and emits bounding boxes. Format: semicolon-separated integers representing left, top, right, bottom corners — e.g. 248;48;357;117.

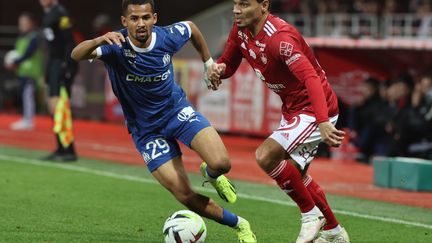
0;146;431;242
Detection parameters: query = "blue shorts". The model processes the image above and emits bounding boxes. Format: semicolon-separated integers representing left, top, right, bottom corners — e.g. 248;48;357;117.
131;102;211;172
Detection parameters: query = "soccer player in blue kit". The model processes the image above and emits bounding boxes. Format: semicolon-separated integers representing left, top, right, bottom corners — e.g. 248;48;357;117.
71;0;256;242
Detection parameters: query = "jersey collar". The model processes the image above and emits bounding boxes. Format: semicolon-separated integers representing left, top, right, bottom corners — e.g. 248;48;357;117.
127;32;157;53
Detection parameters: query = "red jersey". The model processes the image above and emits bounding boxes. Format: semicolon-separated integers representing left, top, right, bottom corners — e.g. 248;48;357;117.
218;14;338;123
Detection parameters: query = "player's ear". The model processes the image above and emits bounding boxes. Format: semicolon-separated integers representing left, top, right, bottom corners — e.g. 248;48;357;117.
262;0;269;13
153;13;157;25
121;16;127;28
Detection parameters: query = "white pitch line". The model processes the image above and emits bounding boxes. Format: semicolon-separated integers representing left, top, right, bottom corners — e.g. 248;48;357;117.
1;154;432;230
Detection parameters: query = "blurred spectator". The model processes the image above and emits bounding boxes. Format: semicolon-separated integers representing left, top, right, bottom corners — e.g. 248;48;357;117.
388;72;432;158
413;0;432;37
4;12;44;130
351;77;392;163
92;14;113;36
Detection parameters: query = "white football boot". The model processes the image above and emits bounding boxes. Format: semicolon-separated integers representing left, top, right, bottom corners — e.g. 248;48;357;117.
296;207;326;243
314;226;350;243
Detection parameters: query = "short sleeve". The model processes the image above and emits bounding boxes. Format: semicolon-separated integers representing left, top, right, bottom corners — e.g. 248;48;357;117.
163;21;192;53
96;44;114;61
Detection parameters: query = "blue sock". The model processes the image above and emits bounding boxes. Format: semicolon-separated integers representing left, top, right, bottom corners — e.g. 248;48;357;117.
219;208;239;227
206;166;219;179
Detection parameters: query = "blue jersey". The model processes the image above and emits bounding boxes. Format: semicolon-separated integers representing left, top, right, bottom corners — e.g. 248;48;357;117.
96;22;192;131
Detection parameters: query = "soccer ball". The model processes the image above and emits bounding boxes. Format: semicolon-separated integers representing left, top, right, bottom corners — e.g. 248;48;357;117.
163;210;207;243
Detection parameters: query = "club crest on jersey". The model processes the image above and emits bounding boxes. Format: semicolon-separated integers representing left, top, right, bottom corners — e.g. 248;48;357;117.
279;41;293;57
123;48;136;58
162;53;171;67
260;52;267;64
177;106;199;123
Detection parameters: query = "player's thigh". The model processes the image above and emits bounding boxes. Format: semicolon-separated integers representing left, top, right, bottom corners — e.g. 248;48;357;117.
132;132;182;173
190;126;229;166
255;137;287;173
151;156;193;197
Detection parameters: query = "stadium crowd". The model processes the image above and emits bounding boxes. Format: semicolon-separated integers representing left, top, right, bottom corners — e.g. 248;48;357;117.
346;72;432;163
272;0;432;37
272;0;431;15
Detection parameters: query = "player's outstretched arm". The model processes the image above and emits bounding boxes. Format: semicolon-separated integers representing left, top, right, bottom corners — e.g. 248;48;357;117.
187;21;211;63
71;32;125;61
186;21;221;90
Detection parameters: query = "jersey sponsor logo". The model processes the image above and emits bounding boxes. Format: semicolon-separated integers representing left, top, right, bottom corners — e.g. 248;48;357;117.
279;41;293;57
177;106;199;123
285;53;301;66
265;82;286;93
123;49;136;58
255;40;266;48
43;28;54;41
249;49;256;59
126;69;171;83
240;42;247;50
162;53;171;67
254;68;265;81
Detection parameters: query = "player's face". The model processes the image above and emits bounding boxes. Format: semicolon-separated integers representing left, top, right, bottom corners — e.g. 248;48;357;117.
39;0;55;9
121;3;157;46
233;0;267;28
18;15;34;34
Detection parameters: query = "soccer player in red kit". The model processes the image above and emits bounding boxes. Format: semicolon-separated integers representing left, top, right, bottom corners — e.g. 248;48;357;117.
205;0;350;242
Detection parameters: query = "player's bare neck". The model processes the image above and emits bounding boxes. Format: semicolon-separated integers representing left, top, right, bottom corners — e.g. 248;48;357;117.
129;35;152;48
250;12;269;37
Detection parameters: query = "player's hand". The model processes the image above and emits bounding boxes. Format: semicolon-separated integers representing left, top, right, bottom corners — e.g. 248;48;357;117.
318;121;345;147
98;32;126;47
4;62;17;70
206;62;226;90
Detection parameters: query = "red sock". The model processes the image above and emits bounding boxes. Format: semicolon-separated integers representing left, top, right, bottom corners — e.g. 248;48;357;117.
304;175;339;230
268;160;315;213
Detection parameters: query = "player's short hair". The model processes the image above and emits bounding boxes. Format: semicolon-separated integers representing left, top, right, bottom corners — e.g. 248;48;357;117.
122;0;155;15
256;0;271;9
20;11;37;23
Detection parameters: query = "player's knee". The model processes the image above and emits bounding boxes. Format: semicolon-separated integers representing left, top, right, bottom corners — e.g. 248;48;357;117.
255;149;269;168
211;156;231;174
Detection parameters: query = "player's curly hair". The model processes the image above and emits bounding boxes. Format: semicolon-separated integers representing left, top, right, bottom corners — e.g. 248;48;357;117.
122;0;155;14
